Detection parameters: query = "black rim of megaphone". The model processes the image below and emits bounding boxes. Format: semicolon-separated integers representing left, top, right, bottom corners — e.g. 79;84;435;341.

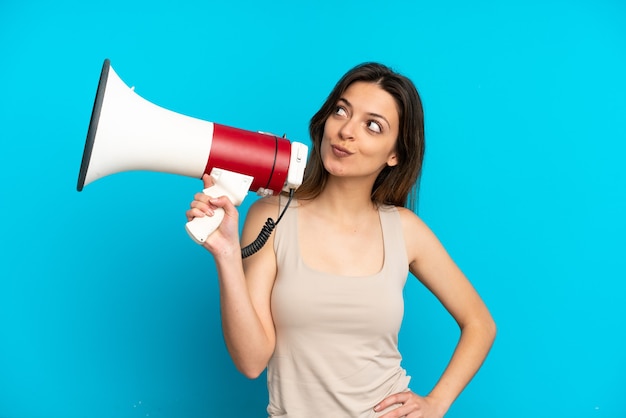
77;58;111;191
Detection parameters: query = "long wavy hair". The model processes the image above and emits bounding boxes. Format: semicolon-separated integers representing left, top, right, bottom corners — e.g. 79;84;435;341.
295;62;425;211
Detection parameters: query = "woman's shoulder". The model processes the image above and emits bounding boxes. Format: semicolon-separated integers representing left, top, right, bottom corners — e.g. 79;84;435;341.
391;206;437;246
247;194;299;219
382;205;422;225
377;205;430;239
250;194;281;208
247;195;281;219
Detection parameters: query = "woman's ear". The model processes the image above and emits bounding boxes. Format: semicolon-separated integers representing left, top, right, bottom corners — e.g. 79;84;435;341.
387;152;398;167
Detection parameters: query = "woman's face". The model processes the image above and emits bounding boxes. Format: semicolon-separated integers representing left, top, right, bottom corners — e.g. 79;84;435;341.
320;81;400;181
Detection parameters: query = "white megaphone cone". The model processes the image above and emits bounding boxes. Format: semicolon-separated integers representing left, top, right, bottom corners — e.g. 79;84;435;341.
78;59;308;249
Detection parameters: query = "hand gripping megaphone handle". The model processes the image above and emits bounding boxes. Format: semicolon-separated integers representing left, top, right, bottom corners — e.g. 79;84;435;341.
185;168;254;244
185;188;226;244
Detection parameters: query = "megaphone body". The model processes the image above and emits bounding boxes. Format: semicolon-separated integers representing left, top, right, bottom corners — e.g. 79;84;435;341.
78;59;308;244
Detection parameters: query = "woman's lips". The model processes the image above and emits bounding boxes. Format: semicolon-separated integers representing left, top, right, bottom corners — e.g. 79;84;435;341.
331;144;353;157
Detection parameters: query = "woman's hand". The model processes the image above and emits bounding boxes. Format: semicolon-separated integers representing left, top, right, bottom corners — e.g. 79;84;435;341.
186;174;241;257
374;391;447;418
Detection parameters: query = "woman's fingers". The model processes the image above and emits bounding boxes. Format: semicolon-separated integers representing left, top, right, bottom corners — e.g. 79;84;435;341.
202;173;214;189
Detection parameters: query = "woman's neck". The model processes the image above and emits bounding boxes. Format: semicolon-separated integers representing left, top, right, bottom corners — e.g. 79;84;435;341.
305;176;378;219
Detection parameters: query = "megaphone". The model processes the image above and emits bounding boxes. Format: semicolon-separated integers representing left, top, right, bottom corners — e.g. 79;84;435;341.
78;59;308;247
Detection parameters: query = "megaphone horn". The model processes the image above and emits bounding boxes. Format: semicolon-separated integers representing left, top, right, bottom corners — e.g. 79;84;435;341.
78;59;308;246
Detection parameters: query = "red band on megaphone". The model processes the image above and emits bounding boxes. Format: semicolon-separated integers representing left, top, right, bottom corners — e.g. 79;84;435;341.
206;124;291;194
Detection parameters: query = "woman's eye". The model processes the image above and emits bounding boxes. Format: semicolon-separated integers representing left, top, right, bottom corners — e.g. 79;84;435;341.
334;106;347;117
367;120;382;133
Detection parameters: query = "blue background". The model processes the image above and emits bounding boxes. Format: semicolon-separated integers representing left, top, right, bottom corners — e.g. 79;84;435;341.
1;1;625;417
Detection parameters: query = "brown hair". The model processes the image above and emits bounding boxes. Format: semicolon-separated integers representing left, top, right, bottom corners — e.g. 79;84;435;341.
295;62;425;211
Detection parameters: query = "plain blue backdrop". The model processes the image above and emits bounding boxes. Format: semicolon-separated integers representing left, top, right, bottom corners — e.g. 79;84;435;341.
1;1;625;417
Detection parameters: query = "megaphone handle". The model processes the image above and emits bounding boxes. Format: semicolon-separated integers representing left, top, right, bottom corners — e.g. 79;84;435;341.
185;191;226;244
185;169;254;244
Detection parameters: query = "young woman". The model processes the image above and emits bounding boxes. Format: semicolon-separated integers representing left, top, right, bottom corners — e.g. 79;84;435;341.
186;63;496;417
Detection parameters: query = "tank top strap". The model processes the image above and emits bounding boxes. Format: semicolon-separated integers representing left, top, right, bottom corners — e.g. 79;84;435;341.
378;204;410;280
273;196;299;265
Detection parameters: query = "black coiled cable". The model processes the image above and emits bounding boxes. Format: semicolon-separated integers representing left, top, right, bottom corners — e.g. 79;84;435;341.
241;189;295;259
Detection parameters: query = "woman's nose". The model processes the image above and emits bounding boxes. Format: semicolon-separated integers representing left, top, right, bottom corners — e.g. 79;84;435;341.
338;118;356;140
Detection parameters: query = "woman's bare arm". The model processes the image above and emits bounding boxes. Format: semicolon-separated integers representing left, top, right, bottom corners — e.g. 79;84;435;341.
187;175;279;378
401;207;496;414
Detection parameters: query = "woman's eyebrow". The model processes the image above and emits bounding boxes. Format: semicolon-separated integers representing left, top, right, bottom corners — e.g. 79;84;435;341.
338;97;352;109
338;97;391;129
